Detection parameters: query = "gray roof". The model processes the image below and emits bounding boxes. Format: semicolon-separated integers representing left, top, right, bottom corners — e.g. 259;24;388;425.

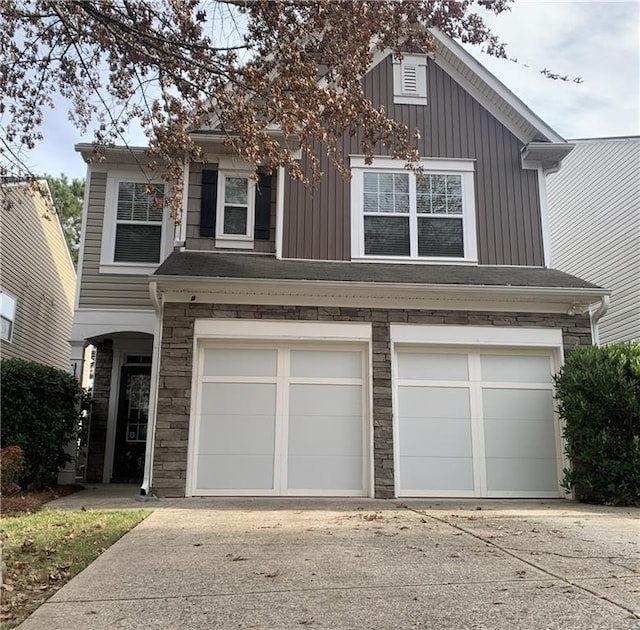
155;252;602;291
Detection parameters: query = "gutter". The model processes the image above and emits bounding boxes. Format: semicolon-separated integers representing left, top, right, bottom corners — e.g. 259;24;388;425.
589;295;610;346
137;280;163;500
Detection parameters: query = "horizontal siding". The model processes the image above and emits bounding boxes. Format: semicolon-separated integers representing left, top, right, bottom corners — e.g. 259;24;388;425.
0;184;76;370
283;54;543;265
185;163;277;253
547;138;640;344
78;171;153;309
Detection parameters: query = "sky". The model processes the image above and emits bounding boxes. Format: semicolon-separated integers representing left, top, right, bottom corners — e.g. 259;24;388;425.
9;0;640;181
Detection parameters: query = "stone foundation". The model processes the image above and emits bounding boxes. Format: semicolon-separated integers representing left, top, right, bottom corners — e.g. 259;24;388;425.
152;304;592;497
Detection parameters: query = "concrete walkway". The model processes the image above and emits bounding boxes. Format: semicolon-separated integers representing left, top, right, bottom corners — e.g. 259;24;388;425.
18;486;640;629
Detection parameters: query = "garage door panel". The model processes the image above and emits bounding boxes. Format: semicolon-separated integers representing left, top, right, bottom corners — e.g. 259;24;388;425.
203;348;277;377
199;414;276;455
197;454;274;490
484;419;556;459
481;354;551;383
400;457;474;493
486;458;559;493
288;415;362;456
288;455;363;492
398;386;471;420
289;384;361;417
397;352;469;381
482;389;554;421
200;383;277;415
290;350;361;378
399;417;472;457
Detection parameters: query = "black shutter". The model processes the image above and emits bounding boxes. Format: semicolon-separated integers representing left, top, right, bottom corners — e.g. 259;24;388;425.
200;169;218;237
254;174;272;240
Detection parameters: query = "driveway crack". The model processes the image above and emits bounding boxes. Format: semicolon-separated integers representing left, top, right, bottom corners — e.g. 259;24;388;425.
399;503;640;620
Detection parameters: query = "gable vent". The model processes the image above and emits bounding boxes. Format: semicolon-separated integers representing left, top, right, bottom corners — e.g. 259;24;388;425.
402;64;418;94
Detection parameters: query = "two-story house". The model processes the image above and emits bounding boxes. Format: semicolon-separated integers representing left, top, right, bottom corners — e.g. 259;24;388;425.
71;31;608;500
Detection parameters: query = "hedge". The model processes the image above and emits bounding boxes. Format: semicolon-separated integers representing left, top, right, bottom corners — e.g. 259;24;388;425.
554;343;640;506
1;359;82;488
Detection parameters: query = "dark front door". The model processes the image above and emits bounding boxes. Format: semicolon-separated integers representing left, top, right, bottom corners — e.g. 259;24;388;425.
112;366;151;483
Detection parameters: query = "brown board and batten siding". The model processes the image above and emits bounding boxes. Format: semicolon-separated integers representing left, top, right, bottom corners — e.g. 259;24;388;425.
282;54;543;266
185;163;277;253
78;171;152;309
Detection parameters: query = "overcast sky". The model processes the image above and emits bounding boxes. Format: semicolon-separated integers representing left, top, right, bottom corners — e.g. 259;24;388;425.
13;0;640;181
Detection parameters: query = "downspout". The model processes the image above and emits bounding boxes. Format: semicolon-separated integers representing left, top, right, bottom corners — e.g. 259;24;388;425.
137;280;163;499
589;294;610;347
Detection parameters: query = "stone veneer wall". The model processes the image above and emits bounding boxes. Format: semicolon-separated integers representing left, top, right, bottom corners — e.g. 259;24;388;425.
153;304;592;497
86;340;113;483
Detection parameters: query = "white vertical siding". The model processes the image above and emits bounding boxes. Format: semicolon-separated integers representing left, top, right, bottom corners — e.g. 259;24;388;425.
547;138;640;345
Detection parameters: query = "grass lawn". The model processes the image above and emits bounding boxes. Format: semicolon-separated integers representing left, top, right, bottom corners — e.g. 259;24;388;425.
0;509;149;628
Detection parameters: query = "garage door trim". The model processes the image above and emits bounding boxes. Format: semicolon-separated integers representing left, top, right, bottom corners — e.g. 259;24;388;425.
186;320;373;497
390;325;567;499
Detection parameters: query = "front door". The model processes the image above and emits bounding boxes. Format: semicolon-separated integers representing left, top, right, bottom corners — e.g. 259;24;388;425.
112;365;151;483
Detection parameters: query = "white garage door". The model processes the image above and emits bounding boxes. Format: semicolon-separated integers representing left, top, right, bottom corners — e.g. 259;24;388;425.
192;345;367;496
396;350;561;498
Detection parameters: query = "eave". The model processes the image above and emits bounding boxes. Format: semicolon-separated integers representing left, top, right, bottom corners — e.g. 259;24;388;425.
152;274;609;315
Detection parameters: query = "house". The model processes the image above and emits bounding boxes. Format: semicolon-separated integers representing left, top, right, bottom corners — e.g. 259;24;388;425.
0;180;76;372
71;31;609;500
547;136;639;345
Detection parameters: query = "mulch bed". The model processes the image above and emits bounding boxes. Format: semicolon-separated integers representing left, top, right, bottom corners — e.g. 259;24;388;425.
1;485;84;518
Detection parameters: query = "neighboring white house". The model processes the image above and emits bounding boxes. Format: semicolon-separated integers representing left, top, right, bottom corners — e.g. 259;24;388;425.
547;136;640;345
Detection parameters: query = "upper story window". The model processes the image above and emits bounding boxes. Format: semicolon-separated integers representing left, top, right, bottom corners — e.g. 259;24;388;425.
393;54;428;106
100;172;173;274
350;157;477;263
215;171;256;248
199;165;272;250
0;289;17;342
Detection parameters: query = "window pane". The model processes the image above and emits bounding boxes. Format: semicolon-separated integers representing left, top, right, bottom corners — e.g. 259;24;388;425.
431;176;447;213
117;182;163;222
364;216;410;255
1;316;12;341
223;206;248;235
418;217;464;257
363;173;378;192
0;292;16;319
416;178;431;214
225;177;248;205
363;192;378;212
446;176;463;214
114;224;162;263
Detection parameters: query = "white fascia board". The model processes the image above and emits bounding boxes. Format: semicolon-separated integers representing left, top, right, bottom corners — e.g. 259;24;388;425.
391;324;563;348
428;29;566;145
72;308;155;341
194;319;372;341
154;275;609;314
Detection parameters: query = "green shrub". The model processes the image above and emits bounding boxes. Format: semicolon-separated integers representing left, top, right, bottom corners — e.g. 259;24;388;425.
554;343;640;506
1;359;82;488
1;445;25;494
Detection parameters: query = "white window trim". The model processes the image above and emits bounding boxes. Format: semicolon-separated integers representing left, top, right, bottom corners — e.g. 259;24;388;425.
100;171;174;275
350;156;478;264
214;170;256;249
393;54;428;105
0;288;18;343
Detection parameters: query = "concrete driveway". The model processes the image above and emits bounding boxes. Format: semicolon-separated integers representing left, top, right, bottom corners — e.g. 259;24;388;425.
19;490;640;629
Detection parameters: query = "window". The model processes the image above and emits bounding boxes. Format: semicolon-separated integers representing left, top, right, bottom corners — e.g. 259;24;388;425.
200;169;272;246
115;182;164;263
393;54;428;105
351;157;477;262
101;172;171;274
215;171;256;248
0;290;17;342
